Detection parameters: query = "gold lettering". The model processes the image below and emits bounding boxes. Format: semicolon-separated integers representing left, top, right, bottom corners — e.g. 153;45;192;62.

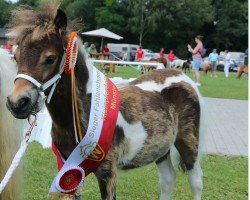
102;79;108;120
111;86;117;110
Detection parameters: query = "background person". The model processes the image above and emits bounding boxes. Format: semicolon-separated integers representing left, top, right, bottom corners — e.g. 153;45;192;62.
5;42;13;54
167;49;175;68
244;49;248;66
136;46;144;74
102;44;110;60
187;35;204;86
224;50;231;78
83;42;89;53
208;49;219;77
135;46;144;61
159;48;164;58
88;44;98;58
122;49;128;61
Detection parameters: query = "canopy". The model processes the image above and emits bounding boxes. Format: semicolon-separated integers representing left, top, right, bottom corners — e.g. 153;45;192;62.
81;28;123;49
82;28;123;40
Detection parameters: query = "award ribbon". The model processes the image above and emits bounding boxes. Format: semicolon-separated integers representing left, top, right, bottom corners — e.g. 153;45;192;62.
50;67;120;194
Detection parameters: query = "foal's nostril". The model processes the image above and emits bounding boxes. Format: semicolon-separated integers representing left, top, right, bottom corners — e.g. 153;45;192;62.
7;96;31;111
18;97;30;108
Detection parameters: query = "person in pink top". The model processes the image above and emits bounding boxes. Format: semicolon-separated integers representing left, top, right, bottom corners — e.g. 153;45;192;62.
187;35;204;86
167;50;176;68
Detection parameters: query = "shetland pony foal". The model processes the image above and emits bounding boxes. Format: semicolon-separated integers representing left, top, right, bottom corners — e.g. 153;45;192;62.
6;2;203;200
0;50;23;200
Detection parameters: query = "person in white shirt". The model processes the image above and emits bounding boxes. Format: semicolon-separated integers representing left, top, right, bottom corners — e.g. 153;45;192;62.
224;50;231;77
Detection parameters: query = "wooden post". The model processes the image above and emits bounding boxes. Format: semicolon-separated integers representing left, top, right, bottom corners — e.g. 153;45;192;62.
100;54;104;68
109;63;116;73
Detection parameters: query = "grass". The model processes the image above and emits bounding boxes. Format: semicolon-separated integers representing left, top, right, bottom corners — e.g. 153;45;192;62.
23;143;248;200
22;67;247;199
195;72;248;100
106;66;248;100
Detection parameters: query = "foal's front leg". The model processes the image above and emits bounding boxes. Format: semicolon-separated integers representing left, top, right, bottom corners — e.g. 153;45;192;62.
94;158;117;200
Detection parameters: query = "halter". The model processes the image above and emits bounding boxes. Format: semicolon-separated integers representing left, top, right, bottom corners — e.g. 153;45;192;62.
14;32;78;104
15;32;83;143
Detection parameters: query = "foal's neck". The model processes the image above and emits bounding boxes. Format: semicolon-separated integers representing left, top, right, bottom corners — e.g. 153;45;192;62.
46;50;91;158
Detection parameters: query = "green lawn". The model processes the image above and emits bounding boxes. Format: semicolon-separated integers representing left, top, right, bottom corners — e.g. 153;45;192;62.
107;66;248;100
196;71;248;100
23;143;247;200
22;67;248;199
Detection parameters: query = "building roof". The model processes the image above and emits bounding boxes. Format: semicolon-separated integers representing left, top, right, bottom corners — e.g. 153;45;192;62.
0;28;7;38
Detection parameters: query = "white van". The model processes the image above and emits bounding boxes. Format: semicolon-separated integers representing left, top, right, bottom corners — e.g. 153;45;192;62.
107;43;139;61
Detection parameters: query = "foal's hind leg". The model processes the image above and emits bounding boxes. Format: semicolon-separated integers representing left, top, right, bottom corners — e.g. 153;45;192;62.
156;154;176;200
188;160;203;200
174;129;203;200
161;81;203;199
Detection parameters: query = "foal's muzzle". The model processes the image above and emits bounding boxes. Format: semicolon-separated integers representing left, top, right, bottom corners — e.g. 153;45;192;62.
6;95;32;119
6;79;39;119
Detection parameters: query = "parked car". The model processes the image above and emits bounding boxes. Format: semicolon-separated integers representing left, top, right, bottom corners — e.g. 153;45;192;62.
142;51;169;61
142;52;160;61
142;49;154;53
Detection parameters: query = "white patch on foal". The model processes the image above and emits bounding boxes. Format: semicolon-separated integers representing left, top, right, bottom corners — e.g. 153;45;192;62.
188;160;203;200
157;154;176;200
116;112;148;165
135;74;199;94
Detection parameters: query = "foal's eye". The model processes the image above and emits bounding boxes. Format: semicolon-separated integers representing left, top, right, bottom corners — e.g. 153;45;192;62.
45;55;57;65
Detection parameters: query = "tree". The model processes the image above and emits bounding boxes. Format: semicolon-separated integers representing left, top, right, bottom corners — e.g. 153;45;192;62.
160;0;215;56
125;0;215;57
0;0;12;27
206;0;248;51
125;0;159;46
0;0;246;57
96;0;125;35
64;0;104;31
15;0;39;7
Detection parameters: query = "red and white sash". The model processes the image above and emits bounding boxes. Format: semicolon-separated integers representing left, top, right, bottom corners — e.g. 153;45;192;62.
50;67;120;194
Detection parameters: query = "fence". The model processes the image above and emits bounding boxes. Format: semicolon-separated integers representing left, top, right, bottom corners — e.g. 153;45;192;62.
90;59;165;74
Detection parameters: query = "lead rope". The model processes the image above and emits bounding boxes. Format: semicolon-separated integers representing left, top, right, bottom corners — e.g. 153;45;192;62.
0;114;37;194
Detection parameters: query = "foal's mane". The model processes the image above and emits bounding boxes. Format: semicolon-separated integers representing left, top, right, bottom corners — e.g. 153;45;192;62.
7;0;61;44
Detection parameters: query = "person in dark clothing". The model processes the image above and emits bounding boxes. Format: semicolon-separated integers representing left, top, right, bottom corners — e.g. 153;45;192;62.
244;49;248;65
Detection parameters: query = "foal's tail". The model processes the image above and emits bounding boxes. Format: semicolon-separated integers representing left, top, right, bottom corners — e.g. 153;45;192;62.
0;51;24;200
183;74;206;158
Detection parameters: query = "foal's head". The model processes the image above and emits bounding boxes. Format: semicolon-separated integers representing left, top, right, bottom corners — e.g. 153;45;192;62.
7;2;68;119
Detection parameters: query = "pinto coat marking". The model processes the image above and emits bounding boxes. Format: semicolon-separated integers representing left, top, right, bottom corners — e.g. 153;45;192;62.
7;3;203;199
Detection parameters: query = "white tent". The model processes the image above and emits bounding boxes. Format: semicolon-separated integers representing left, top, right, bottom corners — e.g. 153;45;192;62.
81;28;123;49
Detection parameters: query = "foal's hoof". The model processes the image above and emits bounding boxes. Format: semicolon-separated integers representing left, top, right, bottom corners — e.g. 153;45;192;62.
48;192;74;200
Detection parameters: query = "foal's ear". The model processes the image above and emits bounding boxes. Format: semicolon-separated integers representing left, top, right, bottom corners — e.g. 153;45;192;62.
54;9;67;35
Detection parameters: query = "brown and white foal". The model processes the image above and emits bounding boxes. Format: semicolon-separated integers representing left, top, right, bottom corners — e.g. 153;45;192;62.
6;3;203;200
